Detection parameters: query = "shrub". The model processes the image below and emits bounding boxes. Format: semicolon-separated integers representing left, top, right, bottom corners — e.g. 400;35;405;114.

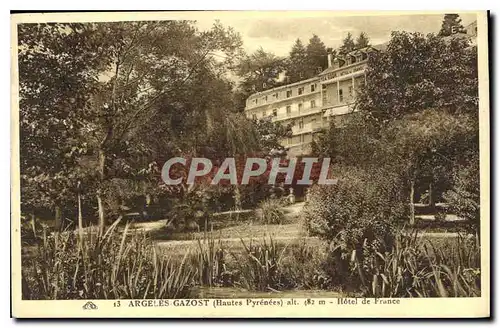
303;166;408;287
21;221;196;299
257;197;287;224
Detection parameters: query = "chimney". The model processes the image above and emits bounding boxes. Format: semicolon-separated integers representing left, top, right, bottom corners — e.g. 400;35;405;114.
327;53;333;68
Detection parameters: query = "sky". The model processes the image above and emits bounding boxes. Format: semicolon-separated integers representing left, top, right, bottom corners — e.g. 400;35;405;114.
195;12;478;57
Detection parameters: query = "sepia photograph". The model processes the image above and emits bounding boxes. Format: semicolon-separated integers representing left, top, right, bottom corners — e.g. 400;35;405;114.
10;10;490;318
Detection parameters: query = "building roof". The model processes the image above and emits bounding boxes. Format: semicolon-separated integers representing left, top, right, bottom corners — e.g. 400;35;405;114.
319;45;383;75
246;76;320;100
371;42;388;52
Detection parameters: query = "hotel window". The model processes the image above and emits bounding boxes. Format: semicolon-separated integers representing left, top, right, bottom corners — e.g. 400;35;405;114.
262;110;266;117
287;90;292;98
263;96;267;103
274;92;279;99
286;105;292;116
348;86;353;97
298;87;304;95
272;109;277;117
252;114;257;120
288;137;293;145
322;91;328;105
311;84;316;92
339;89;344;103
298;103;303;112
310;100;316;108
298;119;304;129
300;134;305;143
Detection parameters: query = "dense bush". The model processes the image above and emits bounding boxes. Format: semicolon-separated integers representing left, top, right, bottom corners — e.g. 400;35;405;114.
303;166;408;287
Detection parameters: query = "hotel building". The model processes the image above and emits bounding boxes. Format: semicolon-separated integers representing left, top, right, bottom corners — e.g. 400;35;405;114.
244;46;381;157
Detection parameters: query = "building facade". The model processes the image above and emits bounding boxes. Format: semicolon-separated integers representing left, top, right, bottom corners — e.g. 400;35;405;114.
244;46;380;157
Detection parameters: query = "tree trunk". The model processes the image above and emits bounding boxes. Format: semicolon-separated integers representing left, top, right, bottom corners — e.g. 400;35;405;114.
97;192;105;236
54;205;62;231
428;181;435;210
30;212;37;239
409;179;415;225
97;148;106;235
78;190;83;242
234;185;242;211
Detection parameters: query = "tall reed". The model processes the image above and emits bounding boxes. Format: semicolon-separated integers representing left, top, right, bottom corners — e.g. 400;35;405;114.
21;220;196;300
353;231;481;298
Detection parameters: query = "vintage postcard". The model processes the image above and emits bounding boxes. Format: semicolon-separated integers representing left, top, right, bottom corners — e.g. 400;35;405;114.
11;11;490;318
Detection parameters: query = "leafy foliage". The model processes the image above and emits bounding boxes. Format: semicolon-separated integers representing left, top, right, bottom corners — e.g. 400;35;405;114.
443;152;480;234
19;21;249;229
236;47;286;94
356;31;478;122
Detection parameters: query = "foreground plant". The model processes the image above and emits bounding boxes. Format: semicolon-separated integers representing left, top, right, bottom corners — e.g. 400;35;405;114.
354;231;481;298
21;220;196;300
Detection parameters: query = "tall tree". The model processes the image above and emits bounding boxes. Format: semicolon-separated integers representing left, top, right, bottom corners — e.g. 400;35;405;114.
18;23;105;231
338;32;356;56
19;21;244;232
355;32;370;49
438;14;466;36
285;38;309;83
235;47;286;112
306;34;328;73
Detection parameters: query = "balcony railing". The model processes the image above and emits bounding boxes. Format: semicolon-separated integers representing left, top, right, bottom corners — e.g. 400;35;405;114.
273;107;322;122
291;121;324;135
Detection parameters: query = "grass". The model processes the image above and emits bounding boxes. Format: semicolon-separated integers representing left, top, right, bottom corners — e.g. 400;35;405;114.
149;205;302;241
